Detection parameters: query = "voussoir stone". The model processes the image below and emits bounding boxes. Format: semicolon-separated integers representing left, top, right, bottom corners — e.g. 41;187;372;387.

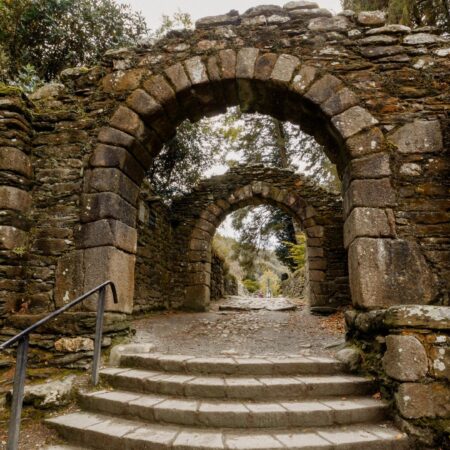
332;106;378;139
357;11;386;26
308;16;349;32
383;335;428;381
236;48;259;78
271;54;299;83
305;74;344;105
389;119;443;153
0;186;32;213
184;57;209;85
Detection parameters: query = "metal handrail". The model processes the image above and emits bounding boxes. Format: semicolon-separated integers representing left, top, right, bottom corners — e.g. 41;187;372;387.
0;280;118;450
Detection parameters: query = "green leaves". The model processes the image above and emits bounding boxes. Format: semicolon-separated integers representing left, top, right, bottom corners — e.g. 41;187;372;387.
0;0;148;81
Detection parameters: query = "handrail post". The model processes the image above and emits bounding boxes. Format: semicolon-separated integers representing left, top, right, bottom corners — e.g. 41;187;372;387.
7;335;29;450
92;286;106;386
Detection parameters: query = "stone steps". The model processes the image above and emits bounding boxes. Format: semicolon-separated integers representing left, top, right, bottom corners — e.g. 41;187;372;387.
46;411;410;450
100;367;374;400
119;353;346;376
80;390;388;428
45;353;410;449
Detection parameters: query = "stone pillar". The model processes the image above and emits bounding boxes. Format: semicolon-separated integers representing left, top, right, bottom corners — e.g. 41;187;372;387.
0;92;33;321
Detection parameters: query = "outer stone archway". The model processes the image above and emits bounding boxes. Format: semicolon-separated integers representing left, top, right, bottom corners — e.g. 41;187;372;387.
170;165;347;311
0;3;448;319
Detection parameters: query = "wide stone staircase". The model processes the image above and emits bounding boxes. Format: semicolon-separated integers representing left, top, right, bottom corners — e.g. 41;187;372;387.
45;353;410;449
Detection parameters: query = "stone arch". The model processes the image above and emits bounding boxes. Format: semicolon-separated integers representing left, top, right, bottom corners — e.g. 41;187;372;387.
78;51;386;311
46;4;447;314
170;165;347;311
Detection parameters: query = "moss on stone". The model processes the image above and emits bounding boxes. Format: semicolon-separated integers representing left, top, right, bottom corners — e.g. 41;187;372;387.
0;83;23;97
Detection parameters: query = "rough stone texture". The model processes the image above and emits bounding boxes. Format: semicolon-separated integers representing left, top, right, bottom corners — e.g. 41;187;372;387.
349;238;435;309
344;207;395;248
357;11;386;26
389;119;443;153
382;335;428;381
384;305;450;330
395;383;450;419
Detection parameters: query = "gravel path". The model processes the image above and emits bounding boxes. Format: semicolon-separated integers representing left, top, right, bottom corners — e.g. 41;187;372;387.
131;297;346;357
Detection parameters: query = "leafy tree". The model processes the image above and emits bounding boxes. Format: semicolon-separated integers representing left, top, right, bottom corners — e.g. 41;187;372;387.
341;0;450;31
242;278;260;294
285;233;307;270
0;0;148;81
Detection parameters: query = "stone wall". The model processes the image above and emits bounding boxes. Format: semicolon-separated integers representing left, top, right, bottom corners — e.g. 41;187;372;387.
346;305;450;449
134;185;173;313
210;250;238;301
0;89;33;324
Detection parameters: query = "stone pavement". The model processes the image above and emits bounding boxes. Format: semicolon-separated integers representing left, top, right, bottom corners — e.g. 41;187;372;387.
218;296;297;312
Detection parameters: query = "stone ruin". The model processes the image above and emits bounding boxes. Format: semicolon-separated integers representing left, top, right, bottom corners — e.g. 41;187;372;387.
0;1;449;445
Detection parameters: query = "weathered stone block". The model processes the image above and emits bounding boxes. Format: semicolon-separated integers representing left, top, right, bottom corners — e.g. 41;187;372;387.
165;63;192;92
270;54;299;84
219;49;237;79
357;11;386;26
126;89;163;120
429;346;450;380
346;128;385;158
0;148;32;177
348;153;391;180
291;8;332;18
291;65;318;94
344;178;395;215
404;33;442;45
195;12;240;29
89;144;144;185
332;106;378;139
308;16;350;32
305;74;344;105
55;250;84;308
384;305;450;330
83;246;135;313
349;238;435;309
396;383;450;419
184;57;209;85
344;207;394;248
0;225;28;250
321;88;359;116
142;75;178;120
383;335;428;381
109;106;147;142
360;45;405;58
284;1;319;10
236;48;259;79
80;193;137;228
0;186;31;213
184;285;209;311
389;119;443;154
85;168;139;205
76;219;137;254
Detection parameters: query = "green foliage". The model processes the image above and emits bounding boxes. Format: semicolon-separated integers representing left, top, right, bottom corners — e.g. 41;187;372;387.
0;0;148;81
242;278;260;293
284;233;307;271
341;0;450;31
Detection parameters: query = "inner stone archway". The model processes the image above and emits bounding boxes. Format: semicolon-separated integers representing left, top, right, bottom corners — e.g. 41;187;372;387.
170;165;348;311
